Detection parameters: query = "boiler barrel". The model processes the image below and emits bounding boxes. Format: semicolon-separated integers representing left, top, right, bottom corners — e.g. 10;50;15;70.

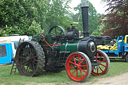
57;40;79;53
57;37;97;61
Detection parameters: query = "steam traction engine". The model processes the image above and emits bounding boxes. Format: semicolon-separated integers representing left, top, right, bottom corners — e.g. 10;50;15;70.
15;0;110;82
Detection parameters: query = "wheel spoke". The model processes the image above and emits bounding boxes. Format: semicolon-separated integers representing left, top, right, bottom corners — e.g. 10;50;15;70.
73;57;76;64
101;60;106;62
21;60;27;65
29;64;33;70
97;68;99;73
80;65;87;67
80;69;83;78
79;59;84;65
99;67;103;72
25;49;30;56
26;65;29;72
99;55;102;61
69;61;75;65
32;56;37;60
23;62;28;66
100;63;106;67
31;53;35;58
21;47;25;50
33;60;37;65
76;70;78;78
28;46;32;53
28;64;32;72
24;52;28;57
71;70;76;75
80;68;87;73
69;67;75;69
32;64;36;71
78;55;80;64
96;53;98;60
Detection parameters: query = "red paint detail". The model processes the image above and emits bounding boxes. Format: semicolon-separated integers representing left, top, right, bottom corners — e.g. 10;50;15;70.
40;35;61;47
65;53;88;81
40;35;51;47
44;44;61;46
91;50;108;75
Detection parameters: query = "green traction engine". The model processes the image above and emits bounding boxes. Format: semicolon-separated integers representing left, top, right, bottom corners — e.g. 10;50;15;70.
15;0;110;82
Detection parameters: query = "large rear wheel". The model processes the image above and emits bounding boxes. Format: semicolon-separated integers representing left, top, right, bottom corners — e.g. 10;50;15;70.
65;52;92;82
15;41;45;76
91;50;110;75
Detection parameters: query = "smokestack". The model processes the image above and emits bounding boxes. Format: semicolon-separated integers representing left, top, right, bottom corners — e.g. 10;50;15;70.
81;0;89;37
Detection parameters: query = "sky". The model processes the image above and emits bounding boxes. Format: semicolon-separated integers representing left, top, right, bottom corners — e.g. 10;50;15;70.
70;0;108;14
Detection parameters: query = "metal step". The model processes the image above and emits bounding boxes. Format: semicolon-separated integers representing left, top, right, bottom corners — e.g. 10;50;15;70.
10;60;17;75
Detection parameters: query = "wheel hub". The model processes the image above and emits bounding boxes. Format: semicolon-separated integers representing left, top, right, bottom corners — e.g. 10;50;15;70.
74;65;78;69
26;56;31;61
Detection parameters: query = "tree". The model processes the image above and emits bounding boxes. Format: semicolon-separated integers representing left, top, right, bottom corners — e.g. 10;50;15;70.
101;0;128;38
0;0;73;36
44;0;72;33
72;0;101;35
0;0;39;36
33;0;50;30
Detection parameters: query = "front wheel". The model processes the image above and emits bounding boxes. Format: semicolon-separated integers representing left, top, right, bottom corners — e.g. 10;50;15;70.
65;52;92;82
91;50;110;75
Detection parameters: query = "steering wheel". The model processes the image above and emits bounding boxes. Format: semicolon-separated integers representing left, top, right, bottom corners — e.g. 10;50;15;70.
48;25;66;36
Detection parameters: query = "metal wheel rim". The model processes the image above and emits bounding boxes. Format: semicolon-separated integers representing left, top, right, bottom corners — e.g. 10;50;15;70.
48;25;66;36
16;42;38;76
92;50;108;75
66;53;89;81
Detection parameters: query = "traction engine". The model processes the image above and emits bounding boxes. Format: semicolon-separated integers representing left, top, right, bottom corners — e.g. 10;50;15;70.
15;0;110;82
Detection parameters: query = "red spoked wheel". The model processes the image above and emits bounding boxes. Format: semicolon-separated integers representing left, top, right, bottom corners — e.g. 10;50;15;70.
91;50;110;75
65;52;92;82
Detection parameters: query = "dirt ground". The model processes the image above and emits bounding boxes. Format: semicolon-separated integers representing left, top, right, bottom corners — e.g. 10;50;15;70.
92;72;128;85
70;72;128;85
26;72;128;85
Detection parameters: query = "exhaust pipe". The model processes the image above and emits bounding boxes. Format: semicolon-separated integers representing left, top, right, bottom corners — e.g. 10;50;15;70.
81;0;89;37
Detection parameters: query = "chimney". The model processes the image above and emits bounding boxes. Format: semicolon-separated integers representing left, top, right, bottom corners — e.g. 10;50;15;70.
81;0;89;37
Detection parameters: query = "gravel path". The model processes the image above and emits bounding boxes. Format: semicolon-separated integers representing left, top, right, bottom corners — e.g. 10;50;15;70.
91;72;128;85
26;72;128;85
70;72;128;85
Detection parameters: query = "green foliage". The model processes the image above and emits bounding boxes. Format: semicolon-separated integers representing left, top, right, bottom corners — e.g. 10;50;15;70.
91;29;100;35
33;0;50;31
72;0;101;34
0;0;37;36
26;21;41;36
44;0;72;33
0;0;73;36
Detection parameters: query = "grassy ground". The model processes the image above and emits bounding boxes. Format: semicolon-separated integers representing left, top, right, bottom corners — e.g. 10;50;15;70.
0;60;128;85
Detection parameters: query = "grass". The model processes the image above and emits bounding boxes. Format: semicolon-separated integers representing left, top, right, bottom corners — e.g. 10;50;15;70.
0;60;128;85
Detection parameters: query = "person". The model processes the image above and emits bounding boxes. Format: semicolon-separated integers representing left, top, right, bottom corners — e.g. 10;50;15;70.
67;24;76;32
